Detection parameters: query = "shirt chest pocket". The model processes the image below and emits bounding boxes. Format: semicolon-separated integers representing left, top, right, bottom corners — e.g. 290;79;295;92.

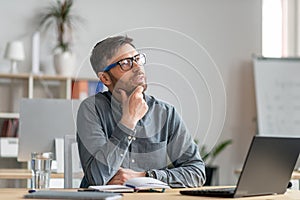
132;141;168;169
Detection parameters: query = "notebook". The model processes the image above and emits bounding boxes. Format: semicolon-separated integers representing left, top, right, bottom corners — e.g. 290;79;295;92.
89;177;170;192
180;136;300;198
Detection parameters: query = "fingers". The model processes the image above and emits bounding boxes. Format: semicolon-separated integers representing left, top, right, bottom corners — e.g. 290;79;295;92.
107;168;127;185
119;89;128;104
130;86;144;99
119;86;147;129
107;168;145;185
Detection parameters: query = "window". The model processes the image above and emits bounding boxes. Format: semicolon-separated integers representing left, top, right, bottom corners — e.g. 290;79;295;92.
262;0;283;57
263;0;300;57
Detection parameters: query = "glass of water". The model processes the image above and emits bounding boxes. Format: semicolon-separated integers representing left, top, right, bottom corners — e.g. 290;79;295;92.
31;152;53;189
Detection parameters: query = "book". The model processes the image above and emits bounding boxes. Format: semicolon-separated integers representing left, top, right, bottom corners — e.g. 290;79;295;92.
11;119;19;137
72;80;104;99
0;119;18;137
0;119;9;137
89;177;170;193
71;80;88;100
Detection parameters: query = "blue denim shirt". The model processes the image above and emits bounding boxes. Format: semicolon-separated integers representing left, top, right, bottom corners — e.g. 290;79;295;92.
77;91;206;188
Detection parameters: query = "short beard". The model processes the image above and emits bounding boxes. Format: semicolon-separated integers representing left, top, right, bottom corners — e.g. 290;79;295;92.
107;71;147;96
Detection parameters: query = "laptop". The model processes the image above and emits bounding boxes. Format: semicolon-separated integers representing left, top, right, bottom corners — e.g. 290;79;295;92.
180;136;300;198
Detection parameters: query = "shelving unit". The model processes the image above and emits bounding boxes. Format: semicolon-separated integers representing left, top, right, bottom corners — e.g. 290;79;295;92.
0;113;19;119
0;72;99;157
0;72;99;187
0;73;98;114
0;73;73;114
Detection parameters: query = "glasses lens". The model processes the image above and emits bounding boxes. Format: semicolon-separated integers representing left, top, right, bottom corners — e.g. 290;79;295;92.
135;54;146;66
119;59;132;71
118;54;146;71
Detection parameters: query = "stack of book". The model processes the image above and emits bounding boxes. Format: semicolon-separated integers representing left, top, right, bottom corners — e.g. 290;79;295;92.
0;119;19;138
72;80;103;100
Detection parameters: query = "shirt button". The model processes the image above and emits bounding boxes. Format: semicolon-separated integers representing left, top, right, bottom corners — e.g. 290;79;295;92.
132;137;136;141
120;154;124;157
128;136;132;140
131;159;135;163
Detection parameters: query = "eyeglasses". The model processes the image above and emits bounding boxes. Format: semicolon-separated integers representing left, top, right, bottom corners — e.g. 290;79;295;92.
102;53;146;72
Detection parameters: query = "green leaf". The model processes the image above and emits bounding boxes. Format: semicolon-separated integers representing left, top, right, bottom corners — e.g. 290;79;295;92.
209;139;233;164
37;0;81;52
198;139;233;165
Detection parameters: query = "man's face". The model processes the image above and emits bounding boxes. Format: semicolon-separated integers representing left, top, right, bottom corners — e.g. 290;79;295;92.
106;44;147;96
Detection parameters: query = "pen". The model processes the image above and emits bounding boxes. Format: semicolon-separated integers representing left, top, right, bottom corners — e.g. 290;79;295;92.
125;184;139;192
77;189;115;193
124;184;136;189
78;189;98;192
28;189;36;193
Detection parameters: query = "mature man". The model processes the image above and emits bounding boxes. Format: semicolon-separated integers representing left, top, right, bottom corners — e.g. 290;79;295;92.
77;36;206;188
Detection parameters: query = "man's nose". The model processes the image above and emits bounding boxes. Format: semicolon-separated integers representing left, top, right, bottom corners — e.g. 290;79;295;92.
132;61;143;72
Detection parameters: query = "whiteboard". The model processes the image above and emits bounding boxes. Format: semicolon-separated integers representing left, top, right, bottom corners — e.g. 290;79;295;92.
253;57;300;137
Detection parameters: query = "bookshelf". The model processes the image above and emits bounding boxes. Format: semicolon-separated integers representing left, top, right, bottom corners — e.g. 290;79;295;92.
0;72;100;187
0;73;99;157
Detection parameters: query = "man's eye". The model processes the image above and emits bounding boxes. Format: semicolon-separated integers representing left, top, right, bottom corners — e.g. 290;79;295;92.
120;59;131;66
135;56;140;62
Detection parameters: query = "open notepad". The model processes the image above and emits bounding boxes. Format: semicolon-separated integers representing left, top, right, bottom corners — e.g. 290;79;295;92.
89;177;170;192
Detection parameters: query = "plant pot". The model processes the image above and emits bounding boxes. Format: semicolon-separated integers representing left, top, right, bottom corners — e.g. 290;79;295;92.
204;166;219;186
53;51;76;76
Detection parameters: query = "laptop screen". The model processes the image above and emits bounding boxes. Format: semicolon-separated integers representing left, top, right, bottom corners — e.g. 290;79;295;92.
234;136;300;197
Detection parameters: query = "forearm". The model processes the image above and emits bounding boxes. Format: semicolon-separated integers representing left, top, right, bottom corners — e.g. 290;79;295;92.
78;122;136;186
152;163;206;188
158;107;206;187
157;144;206;188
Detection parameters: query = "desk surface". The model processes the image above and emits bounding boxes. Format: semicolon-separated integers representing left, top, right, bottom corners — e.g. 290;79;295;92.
0;188;299;200
0;169;84;179
0;169;64;179
292;171;300;179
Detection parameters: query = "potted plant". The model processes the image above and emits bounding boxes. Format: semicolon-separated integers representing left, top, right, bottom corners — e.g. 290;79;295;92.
198;139;233;186
38;0;79;76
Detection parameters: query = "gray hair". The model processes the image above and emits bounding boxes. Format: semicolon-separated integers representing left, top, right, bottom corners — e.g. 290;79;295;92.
90;36;135;74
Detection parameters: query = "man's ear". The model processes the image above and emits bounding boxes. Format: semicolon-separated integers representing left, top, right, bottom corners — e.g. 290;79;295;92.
98;72;111;86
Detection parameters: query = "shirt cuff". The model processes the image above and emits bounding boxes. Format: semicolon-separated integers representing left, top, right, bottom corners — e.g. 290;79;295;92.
108;122;137;149
117;122;137;136
151;169;164;182
111;122;137;142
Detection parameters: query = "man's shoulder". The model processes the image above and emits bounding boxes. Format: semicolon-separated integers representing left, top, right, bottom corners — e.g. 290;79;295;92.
80;91;111;106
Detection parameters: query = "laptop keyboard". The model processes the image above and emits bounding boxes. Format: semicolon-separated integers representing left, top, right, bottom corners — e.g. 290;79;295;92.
180;187;236;197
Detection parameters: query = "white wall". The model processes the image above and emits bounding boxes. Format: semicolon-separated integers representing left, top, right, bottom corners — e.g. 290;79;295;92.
0;0;261;185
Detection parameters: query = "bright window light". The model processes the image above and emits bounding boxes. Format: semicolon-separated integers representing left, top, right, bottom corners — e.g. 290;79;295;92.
262;0;282;57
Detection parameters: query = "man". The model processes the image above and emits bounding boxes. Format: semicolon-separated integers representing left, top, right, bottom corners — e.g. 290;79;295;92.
77;35;206;188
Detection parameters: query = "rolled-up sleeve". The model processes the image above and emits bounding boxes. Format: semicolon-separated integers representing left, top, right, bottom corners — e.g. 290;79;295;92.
77;96;136;186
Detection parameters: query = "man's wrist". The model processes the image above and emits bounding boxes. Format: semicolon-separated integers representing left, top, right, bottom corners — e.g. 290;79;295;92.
120;117;137;130
145;170;156;179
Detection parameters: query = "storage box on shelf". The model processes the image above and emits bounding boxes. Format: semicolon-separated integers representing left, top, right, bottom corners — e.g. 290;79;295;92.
0;116;19;158
0;138;18;157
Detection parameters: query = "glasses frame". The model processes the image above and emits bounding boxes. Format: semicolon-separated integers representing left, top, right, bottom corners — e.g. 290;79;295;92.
102;53;146;72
